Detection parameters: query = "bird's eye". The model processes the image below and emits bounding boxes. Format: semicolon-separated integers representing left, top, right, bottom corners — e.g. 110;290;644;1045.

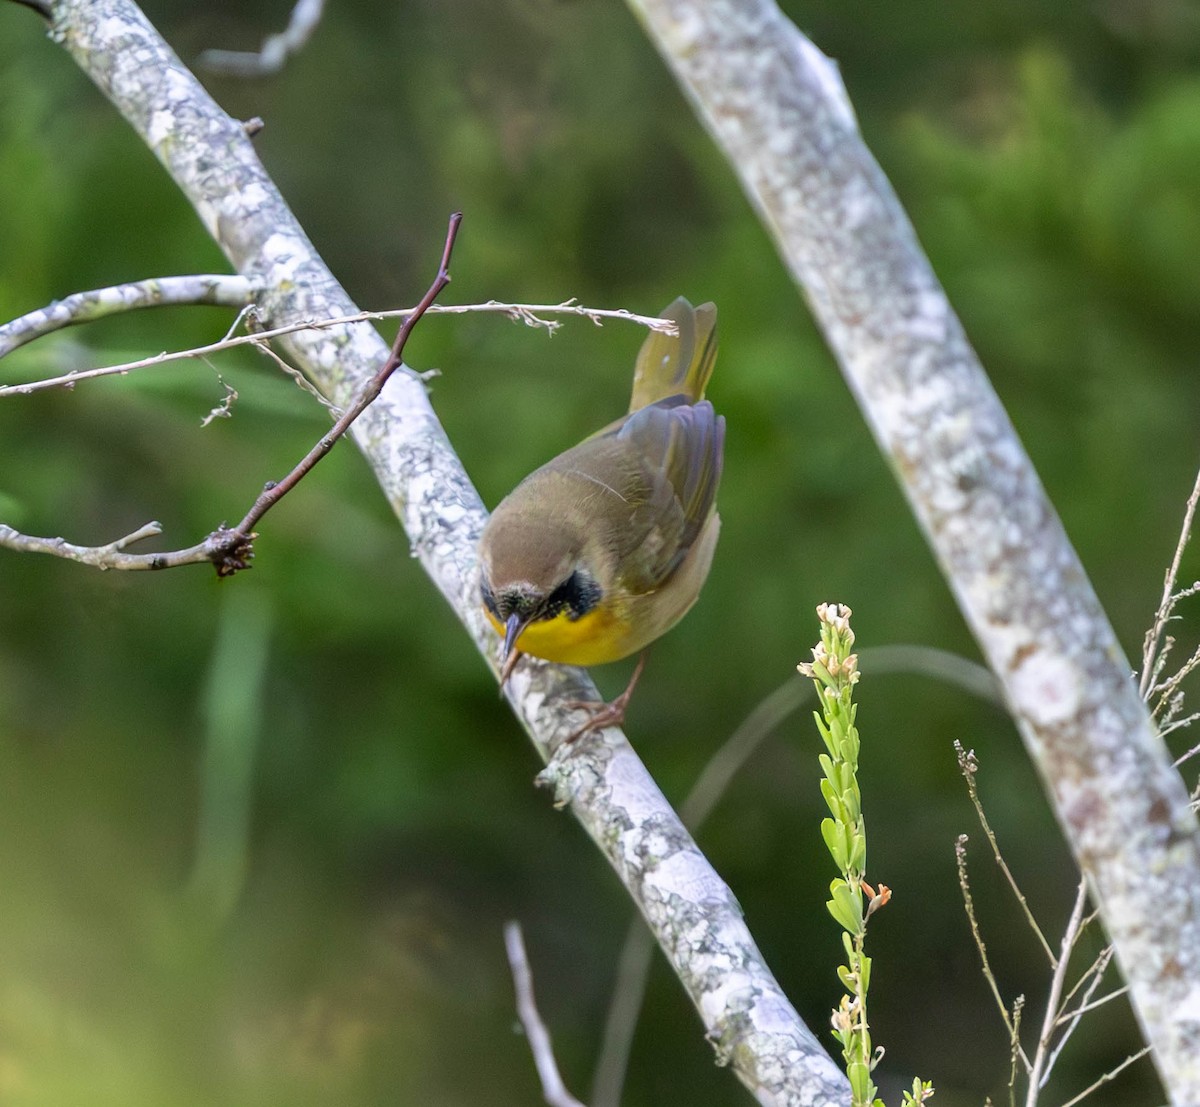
546;570;602;621
481;580;500;617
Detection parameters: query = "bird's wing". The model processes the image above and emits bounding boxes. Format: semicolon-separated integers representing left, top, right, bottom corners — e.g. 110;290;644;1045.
610;397;724;593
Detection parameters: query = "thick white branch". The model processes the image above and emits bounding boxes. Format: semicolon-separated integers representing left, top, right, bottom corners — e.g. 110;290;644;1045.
38;1;845;1101
626;0;1200;1098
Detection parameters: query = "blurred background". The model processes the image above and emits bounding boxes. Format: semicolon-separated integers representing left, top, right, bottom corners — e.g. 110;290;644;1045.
1;0;1198;1103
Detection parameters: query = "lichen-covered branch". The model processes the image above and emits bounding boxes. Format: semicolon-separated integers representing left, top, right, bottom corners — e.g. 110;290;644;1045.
625;0;1200;1098
0;273;256;358
29;1;845;1101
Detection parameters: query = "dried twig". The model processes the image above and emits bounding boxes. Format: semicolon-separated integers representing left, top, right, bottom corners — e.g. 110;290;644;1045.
224;213;461;545
1056;1047;1152;1107
1045;952;1118;1083
0;213;463;576
1140;467;1200;699
956;742;1055;965
1025;880;1088;1100
0;521;197;570
1008;995;1025;1107
0;300;675;398
504;922;587;1107
957;834;1031;1072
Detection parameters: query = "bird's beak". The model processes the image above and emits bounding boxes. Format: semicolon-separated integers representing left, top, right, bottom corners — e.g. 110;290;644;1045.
499;612;529;690
503;612;525;659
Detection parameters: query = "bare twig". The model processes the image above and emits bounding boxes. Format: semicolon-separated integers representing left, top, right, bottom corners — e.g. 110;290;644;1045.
199;0;326;76
1056;944;1113;1015
227;212;462;542
1026;880;1089;1100
0;274;256;358
1009;995;1026;1107
0;301;676;398
956;742;1055;965
1046;953;1119;1080
0;214;463;576
0;521;225;570
1174;734;1200;766
957;834;1031;1073
504;922;588;1107
1057;980;1127;1026
1152;642;1200;721
1056;1047;1152;1107
1140;467;1200;698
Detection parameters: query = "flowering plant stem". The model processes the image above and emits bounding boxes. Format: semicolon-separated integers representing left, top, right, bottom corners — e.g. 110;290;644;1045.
799;604;932;1107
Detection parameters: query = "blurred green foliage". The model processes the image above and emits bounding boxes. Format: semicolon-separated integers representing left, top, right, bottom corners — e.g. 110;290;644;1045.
2;0;1199;1103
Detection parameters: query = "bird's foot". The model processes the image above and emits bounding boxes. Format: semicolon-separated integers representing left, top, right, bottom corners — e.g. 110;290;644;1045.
562;654;646;743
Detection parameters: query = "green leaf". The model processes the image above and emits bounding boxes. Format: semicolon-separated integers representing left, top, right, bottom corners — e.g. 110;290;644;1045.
828;879;864;933
847;1060;874;1105
821;818;848;869
841;785;861;823
849;829;867;874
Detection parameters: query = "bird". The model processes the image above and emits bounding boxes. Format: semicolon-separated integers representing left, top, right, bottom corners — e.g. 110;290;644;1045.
478;296;724;734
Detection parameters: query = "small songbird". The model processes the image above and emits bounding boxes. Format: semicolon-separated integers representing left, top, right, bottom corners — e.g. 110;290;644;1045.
478;297;723;730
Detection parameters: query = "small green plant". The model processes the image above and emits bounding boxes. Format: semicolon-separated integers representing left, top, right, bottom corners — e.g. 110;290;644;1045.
799;603;934;1107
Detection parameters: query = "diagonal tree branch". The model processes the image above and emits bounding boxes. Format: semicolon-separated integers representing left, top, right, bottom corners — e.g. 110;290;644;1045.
25;0;846;1102
625;0;1200;1099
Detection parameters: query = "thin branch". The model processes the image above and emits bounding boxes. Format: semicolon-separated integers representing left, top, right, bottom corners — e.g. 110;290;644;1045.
1046;954;1119;1079
0;521;230;571
1152;642;1200;720
956;742;1055;965
228;212;462;540
1009;995;1026;1107
0;274;256;358
956;834;1031;1072
0;214;463;576
0;301;675;398
1173;732;1200;765
1141;467;1200;698
199;0;326;77
504;922;588;1107
1027;880;1089;1100
1058;981;1127;1026
1056;943;1113;1014
1055;1047;1152;1107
